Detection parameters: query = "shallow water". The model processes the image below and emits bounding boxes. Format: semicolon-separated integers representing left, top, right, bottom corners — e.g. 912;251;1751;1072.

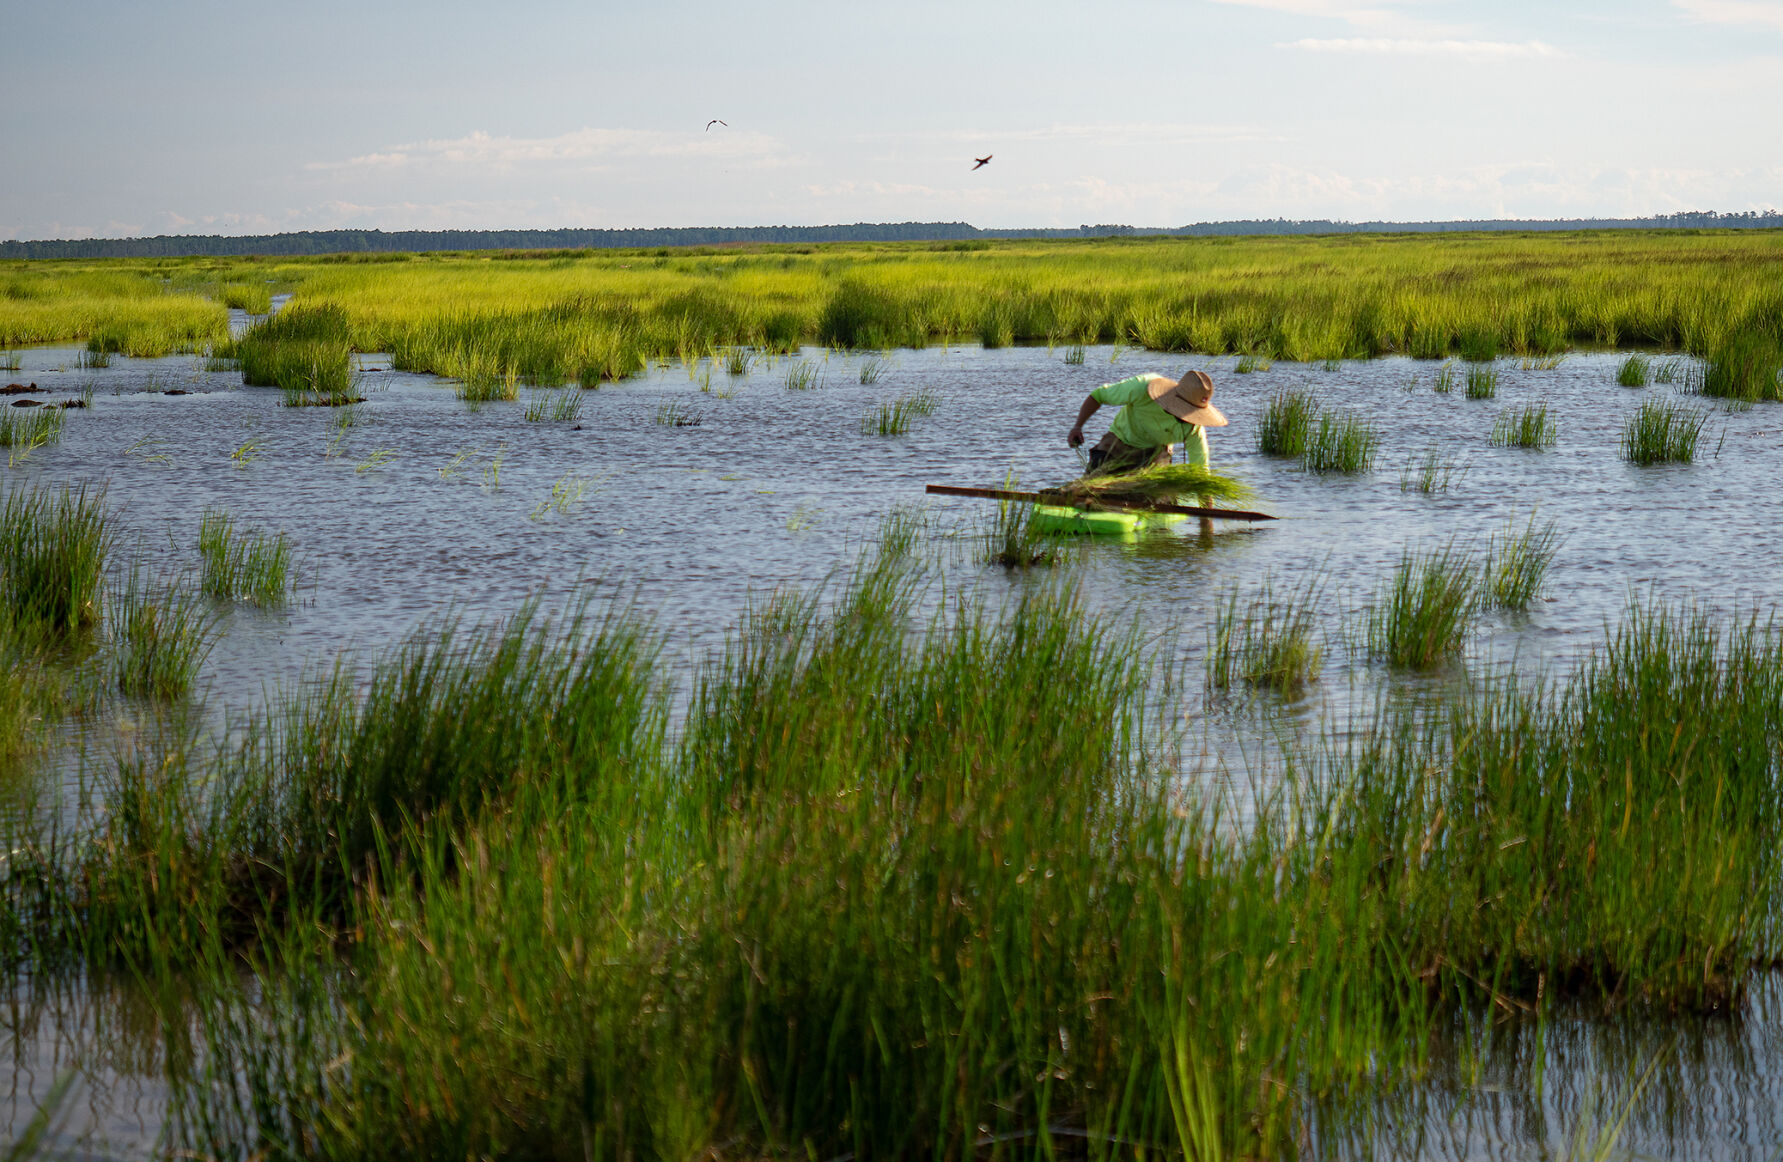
3;339;1781;1156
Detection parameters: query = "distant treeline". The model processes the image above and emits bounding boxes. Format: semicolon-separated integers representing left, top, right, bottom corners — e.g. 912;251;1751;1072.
5;211;1781;259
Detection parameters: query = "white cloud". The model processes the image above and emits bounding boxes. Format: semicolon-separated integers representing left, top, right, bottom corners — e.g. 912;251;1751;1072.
1673;0;1783;31
307;127;789;174
1282;37;1563;57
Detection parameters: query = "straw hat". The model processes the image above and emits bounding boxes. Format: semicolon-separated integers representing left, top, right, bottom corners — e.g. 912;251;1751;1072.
1147;370;1228;427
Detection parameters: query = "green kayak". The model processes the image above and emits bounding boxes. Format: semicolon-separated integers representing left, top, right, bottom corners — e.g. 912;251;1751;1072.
1029;504;1188;537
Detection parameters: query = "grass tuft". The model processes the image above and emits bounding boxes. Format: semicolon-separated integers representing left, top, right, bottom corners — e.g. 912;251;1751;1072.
1617;354;1652;387
197;508;291;604
1483;516;1562;609
1622;399;1706;465
111;570;219;699
0;481;110;633
1400;446;1463;493
1464;364;1498;399
1490;402;1556;448
1255;388;1317;458
654;401;704;427
1367;543;1479;667
783;360;824;390
1699;333;1783;403
1302;409;1378;473
1207;573;1324;691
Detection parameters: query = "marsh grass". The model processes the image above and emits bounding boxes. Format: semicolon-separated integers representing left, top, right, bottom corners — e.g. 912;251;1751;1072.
0;406;65;453
3;534;1783;1161
523;388;584;422
354;449;396;474
655;401;704;427
1434;362;1458;393
1484;516;1563;609
77;348;111;369
1653;357;1688;385
1256;388;1317;458
1699;333;1783;403
1207;573;1324;691
0;351;21;372
1617;354;1652;387
1401;446;1464;493
197;509;291;604
1303;409;1378;473
1233;352;1272;374
218;283;272;314
986;498;1062;568
1464;364;1498;399
1491;402;1556;448
1519;353;1566;370
110;569;219;699
0;481;110;635
860;391;937;435
1064;344;1086;365
1367;543;1480;667
1622;400;1707;464
858;355;888;384
783;360;824;390
528;473;588;520
723;346;754;376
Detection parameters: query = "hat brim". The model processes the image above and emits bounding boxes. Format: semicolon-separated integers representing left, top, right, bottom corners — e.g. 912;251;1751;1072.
1148;377;1228;426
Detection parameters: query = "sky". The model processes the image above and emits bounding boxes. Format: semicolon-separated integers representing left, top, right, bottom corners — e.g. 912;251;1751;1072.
2;0;1781;239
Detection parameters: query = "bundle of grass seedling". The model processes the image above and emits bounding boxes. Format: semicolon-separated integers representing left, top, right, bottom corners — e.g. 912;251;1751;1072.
1622;399;1707;464
0;481;111;633
985;498;1062;568
654;400;703;427
1490;402;1556;448
1464;363;1498;399
197;508;291;604
1052;463;1252;509
1434;362;1458;393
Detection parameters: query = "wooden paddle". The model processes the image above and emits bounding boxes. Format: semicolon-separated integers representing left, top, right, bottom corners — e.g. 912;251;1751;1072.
923;484;1278;523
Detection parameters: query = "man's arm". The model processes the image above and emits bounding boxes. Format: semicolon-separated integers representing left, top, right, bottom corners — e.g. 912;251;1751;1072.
1067;395;1101;446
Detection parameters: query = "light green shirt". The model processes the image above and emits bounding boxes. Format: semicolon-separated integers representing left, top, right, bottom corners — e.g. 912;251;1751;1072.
1091;375;1210;466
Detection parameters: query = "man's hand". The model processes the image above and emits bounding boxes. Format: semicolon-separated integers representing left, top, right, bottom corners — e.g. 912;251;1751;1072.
1068;425;1085;447
1069;395;1101;448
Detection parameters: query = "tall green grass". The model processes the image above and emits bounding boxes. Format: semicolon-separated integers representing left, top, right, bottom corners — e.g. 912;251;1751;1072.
1207;573;1324;691
1618;354;1652;387
0;406;65;453
1698;333;1783;403
1303;409;1378;473
1491;402;1556;448
16;232;1783;379
1256;387;1317;457
1622;400;1707;464
1367;544;1480;667
197;509;292;604
218;282;273;314
1484;516;1562;609
0;481;110;633
1464;364;1498;399
110;570;219;699
0;531;1780;1158
860;391;937;435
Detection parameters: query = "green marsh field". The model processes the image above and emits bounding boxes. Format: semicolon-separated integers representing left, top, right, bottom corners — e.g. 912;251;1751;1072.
3;231;1783;1159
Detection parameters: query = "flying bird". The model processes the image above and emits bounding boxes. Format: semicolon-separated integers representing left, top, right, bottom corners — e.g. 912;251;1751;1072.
706;119;728;131
972;154;992;170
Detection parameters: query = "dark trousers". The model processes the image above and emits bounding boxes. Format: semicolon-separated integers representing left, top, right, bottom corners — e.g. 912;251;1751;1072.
1087;432;1173;475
